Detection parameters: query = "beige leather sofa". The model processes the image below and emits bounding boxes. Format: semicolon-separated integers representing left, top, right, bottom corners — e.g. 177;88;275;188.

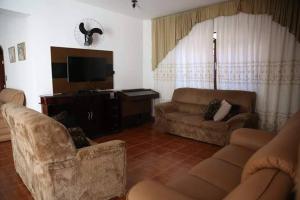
0;88;25;142
128;110;300;200
2;103;126;200
155;88;258;146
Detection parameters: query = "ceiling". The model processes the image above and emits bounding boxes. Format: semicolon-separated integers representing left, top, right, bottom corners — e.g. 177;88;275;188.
76;0;225;19
0;8;29;18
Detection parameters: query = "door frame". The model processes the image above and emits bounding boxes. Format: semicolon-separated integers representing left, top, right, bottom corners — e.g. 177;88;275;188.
0;46;6;89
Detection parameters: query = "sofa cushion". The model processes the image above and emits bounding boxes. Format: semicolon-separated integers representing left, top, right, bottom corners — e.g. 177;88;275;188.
176;102;207;115
155;102;177;116
168;174;227;200
213;144;255;168
200;120;229;132
224;169;293;200
165;112;228;132
189;158;242;192
127;180;194;200
165;112;192;123
180;115;205;126
230;128;274;151
171;88;256;113
165;112;205;126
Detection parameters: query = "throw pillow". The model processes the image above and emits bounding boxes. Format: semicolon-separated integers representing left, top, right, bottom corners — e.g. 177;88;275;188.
204;99;221;120
213;100;232;122
223;104;240;121
52;111;77;128
52;112;90;149
68;127;90;149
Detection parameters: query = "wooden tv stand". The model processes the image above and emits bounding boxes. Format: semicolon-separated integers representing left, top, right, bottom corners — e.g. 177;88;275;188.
40;89;159;138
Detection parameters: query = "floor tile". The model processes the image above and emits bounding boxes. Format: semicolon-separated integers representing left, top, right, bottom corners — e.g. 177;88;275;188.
0;123;220;199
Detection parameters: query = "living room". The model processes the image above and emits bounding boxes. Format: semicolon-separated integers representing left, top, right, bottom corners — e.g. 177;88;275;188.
0;0;299;200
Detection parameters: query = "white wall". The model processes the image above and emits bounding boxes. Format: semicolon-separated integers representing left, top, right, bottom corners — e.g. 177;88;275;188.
142;20;154;89
0;11;38;109
0;0;143;111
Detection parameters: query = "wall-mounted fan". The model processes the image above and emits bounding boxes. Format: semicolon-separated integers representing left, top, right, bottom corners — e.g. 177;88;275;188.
74;18;104;46
132;0;138;8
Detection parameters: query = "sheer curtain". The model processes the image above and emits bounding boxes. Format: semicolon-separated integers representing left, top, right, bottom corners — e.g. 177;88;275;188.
154;19;214;102
215;13;300;131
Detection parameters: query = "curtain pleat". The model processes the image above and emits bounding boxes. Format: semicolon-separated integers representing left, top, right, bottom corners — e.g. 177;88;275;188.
152;0;300;70
154;20;214;102
215;13;300;131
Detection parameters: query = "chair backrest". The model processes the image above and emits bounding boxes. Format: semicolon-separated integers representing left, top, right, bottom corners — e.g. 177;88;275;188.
2;103;76;163
0;88;25;105
172;88;256;113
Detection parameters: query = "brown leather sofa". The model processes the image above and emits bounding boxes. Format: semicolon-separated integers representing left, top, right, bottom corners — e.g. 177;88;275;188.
2;103;126;200
128;110;300;200
0;88;25;142
155;88;258;146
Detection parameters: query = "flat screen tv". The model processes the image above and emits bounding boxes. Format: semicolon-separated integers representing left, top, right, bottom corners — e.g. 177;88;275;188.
67;56;107;82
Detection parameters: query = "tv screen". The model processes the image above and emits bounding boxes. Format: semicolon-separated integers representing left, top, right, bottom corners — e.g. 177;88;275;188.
67;56;107;82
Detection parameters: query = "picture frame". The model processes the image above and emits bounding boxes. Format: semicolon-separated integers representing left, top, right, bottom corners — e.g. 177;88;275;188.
8;46;16;63
17;42;26;61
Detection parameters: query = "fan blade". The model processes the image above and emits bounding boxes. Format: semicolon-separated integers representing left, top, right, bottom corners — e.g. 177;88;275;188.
89;28;103;35
79;23;88;34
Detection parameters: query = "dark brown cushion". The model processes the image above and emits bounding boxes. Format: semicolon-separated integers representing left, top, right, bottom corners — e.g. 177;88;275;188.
68;127;90;149
204;99;221;120
223;104;240;121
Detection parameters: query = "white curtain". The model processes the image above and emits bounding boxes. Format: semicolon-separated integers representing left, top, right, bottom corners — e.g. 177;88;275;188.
154;19;214;102
215;13;300;131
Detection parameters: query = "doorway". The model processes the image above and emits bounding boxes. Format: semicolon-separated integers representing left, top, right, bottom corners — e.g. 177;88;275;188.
0;47;6;90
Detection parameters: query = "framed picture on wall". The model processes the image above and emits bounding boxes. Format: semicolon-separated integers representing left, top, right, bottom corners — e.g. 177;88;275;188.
17;42;26;61
8;46;16;63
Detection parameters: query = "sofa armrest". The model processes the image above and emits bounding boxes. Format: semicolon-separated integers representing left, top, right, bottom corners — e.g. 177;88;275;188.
127;180;194;200
230;128;274;151
155;102;177;116
226;113;259;130
0;89;25;105
75;140;126;197
76;140;126;160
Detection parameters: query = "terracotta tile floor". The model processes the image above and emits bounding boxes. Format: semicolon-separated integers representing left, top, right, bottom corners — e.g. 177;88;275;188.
0;123;220;200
